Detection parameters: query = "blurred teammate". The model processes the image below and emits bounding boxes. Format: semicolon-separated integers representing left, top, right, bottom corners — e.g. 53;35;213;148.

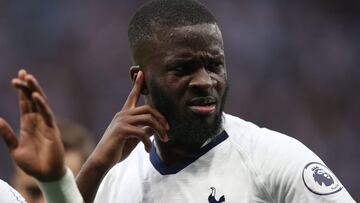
76;0;355;202
12;121;93;203
0;70;83;203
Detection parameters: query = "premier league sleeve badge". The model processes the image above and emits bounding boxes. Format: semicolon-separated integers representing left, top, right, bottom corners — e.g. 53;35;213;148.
302;162;343;195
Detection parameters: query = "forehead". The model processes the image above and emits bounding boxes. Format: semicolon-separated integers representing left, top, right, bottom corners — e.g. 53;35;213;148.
154;23;222;42
143;23;224;61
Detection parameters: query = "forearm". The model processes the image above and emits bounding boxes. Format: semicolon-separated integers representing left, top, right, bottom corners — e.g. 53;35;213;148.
38;167;83;203
76;154;114;203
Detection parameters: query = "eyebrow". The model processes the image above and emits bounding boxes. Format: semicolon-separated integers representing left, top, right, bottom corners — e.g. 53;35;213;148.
163;53;224;65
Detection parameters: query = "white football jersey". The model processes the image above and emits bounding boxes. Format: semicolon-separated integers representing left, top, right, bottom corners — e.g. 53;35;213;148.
94;113;355;202
0;179;27;203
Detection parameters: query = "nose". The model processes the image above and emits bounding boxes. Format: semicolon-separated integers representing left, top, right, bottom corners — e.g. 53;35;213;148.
189;68;215;90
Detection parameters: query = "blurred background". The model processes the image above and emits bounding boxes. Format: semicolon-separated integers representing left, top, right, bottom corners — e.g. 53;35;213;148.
1;0;359;199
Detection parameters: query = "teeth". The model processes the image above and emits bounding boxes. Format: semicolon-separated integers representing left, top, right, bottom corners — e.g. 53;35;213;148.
191;103;214;106
188;96;216;106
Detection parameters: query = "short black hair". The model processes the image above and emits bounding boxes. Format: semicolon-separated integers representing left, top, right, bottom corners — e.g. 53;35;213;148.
128;0;217;53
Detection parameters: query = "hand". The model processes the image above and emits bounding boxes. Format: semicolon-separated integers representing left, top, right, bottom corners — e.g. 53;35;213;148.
0;69;66;182
89;70;169;168
76;70;169;202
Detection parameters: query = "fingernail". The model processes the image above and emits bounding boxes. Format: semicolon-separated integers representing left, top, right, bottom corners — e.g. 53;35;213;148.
11;78;17;84
137;71;142;79
25;74;33;81
19;69;26;76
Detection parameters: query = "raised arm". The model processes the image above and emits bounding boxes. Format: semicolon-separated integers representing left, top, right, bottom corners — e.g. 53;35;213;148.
76;70;169;202
0;69;82;203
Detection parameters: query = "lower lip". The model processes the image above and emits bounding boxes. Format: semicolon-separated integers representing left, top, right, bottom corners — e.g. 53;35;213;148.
189;105;216;115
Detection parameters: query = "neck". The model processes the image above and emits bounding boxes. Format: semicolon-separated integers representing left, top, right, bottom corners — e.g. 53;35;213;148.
153;130;222;165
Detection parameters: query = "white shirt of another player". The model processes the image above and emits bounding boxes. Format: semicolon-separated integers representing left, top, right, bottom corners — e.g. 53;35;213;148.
0;168;83;203
94;113;355;202
0;179;27;203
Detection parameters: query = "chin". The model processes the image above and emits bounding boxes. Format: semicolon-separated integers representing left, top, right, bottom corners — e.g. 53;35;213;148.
168;110;223;147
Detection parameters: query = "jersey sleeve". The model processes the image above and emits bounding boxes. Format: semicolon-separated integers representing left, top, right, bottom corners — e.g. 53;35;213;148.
0;179;27;203
38;167;83;203
256;129;355;202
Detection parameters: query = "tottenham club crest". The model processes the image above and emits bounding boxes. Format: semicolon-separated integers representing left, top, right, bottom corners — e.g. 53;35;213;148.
208;187;225;203
302;162;343;195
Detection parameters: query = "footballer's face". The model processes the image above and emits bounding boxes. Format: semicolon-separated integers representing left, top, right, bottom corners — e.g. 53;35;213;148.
138;23;228;148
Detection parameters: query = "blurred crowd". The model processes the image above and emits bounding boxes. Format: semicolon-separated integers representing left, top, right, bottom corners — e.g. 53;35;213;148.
1;0;359;199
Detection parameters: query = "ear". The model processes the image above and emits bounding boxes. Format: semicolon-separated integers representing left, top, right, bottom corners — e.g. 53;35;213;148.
129;65;148;95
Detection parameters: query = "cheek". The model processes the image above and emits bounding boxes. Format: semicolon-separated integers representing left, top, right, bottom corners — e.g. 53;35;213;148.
215;74;227;93
165;76;190;96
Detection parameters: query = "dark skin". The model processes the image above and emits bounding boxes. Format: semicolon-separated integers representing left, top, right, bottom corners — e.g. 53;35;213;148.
76;71;170;202
0;69;66;182
139;23;226;163
76;23;227;202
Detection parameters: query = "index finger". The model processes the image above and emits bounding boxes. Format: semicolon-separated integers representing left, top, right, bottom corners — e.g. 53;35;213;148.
122;71;144;110
0;118;18;151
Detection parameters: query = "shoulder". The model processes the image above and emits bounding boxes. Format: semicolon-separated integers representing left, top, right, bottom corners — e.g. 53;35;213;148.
223;113;306;159
0;179;26;203
101;143;149;182
95;143;149;202
223;113;355;202
223;113;319;165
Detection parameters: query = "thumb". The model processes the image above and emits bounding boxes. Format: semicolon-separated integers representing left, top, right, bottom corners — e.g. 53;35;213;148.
0;118;18;151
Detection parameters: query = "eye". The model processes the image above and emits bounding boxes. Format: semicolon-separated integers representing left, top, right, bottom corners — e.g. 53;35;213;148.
173;66;185;72
168;61;195;75
206;61;223;73
172;66;194;76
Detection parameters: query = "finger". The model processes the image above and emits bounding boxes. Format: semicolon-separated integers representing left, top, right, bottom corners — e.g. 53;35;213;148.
17;69;29;97
32;92;55;127
25;74;48;102
122;71;144;110
0;118;19;151
18;69;27;80
12;78;35;114
130;105;170;131
12;78;31;96
126;114;168;142
123;124;153;152
141;126;155;152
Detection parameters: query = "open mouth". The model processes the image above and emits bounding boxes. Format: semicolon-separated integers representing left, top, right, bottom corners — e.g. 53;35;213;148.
187;96;217;115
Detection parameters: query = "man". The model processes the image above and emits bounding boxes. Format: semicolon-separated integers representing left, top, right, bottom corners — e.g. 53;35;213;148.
76;0;355;202
0;70;83;203
12;120;93;203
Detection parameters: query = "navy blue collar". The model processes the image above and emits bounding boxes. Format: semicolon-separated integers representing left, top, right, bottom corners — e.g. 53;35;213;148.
150;131;229;175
